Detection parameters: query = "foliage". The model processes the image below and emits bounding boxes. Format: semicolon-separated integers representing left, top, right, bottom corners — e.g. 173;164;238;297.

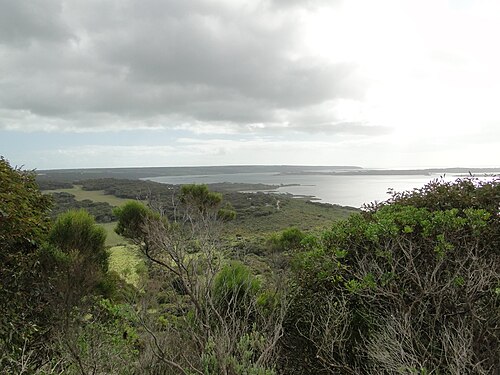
213;261;261;314
180;184;223;219
217;203;237;222
114;200;157;241
287;178;500;374
269;227;306;252
36;179;73;190
0;157;53;370
44;297;139;374
116;184;286;374
49;209;108;273
49;191;116;222
0;157;52;250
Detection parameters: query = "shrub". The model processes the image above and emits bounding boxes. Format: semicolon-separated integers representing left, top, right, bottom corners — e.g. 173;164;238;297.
269;227;306;252
49;209;108;273
287;178;500;374
213;261;261;316
0;157;53;370
114;201;153;240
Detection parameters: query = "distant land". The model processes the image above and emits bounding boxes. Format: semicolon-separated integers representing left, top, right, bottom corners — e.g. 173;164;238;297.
280;167;500;176
36;165;361;182
36;165;499;183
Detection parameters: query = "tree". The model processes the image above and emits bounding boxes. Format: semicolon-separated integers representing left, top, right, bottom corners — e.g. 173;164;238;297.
0;157;52;251
49;209;108;272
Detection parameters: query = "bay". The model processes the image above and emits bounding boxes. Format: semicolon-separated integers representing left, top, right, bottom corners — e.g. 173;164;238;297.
145;172;491;208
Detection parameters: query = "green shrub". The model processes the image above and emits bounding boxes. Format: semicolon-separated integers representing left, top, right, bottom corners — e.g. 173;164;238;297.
113;201;152;240
213;262;261;314
49;209;108;272
286;178;500;374
269;227;306;252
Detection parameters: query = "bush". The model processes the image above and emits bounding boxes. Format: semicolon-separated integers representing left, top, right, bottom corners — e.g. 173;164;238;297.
269;227;305;252
0;157;53;370
287;178;500;374
213;262;261;315
114;201;153;240
49;209;108;273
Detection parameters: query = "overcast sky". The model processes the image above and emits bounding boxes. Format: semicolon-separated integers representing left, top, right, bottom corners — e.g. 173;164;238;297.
1;0;499;169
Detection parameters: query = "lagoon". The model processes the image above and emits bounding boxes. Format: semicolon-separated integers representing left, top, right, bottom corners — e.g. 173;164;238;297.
145;172;486;208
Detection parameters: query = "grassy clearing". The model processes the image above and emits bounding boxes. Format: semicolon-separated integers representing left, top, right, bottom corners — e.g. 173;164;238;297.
108;244;145;287
45;185;129;207
100;221;126;247
102;222;145;287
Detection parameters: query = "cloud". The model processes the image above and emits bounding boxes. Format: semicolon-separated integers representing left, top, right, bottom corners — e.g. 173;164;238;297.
0;0;71;45
0;0;362;134
2;0;499;170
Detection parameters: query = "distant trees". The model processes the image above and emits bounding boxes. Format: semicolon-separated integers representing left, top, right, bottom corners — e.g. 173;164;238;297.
286;178;500;374
49;192;116;223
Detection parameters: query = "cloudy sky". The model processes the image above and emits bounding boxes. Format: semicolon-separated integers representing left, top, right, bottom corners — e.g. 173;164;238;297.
1;0;499;169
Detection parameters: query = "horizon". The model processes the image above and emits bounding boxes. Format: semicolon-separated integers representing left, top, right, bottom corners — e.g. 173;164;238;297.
35;164;500;173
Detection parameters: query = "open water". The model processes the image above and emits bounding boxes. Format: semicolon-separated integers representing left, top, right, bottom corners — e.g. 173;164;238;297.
145;172;497;208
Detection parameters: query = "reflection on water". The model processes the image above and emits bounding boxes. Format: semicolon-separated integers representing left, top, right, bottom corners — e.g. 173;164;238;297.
145;172;497;208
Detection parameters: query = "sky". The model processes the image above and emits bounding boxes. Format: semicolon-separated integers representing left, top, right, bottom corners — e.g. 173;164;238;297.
1;0;499;170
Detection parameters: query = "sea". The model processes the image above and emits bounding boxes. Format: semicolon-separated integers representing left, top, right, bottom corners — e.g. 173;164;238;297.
145;172;497;208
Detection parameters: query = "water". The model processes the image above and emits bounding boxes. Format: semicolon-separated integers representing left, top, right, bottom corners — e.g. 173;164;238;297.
145;172;496;208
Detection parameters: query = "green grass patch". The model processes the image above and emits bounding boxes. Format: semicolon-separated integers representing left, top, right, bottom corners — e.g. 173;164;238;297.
100;221;126;247
108;244;145;287
45;185;129;207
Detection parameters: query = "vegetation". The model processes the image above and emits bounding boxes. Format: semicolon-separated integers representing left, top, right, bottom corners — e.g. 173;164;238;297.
0;157;53;369
2;157;499;374
49;192;116;223
113;184;285;374
285;177;500;374
43;184;129;206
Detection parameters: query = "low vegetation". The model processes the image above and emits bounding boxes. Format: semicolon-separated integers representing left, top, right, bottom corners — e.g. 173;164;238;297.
2;156;499;374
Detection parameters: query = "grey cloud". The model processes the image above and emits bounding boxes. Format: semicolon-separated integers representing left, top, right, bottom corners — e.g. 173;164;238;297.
0;0;364;133
0;0;71;45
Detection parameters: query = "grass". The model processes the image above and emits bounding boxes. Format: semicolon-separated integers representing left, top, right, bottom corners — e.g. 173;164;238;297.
100;221;145;287
45;185;129;207
100;221;126;247
108;244;145;287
